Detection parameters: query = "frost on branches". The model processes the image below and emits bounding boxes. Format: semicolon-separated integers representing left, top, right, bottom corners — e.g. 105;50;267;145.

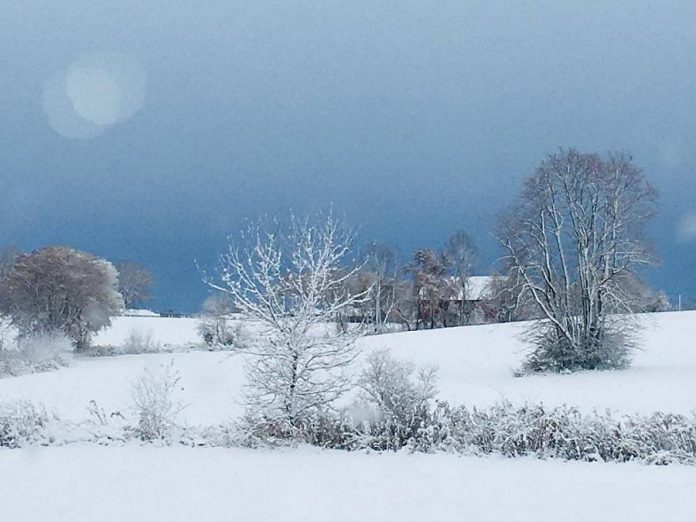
498;150;657;372
205;211;368;434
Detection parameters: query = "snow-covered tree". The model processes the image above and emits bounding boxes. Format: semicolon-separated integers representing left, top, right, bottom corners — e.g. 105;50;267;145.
485;272;538;323
205;211;368;430
0;246;124;351
198;293;239;349
359;242;402;332
358;348;438;422
115;261;154;309
498;150;657;372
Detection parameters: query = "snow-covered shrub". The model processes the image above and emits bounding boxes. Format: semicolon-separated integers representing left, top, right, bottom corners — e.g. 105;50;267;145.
235;408;357;449
131;360;184;441
121;329;162;354
427;401;696;464
16;332;73;370
235;411;302;447
245;396;696;464
198;317;240;350
234;350;438;450
0;329;73;377
351;349;439;450
0;400;50;448
522;324;633;374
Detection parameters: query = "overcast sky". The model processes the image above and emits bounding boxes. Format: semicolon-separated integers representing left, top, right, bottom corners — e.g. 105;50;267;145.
2;1;696;311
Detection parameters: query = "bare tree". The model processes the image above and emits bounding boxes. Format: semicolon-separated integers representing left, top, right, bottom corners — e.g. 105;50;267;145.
390;279;419;331
498;150;657;372
360;242;402;332
0;246;124;351
205;211;368;430
408;249;453;329
485;272;538;323
199;292;239;349
115;261;154;309
445;230;477;325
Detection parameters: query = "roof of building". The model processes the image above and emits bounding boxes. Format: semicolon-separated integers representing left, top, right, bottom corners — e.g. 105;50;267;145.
466;276;496;301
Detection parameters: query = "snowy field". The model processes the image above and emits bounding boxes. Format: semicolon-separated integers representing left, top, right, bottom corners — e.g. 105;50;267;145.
93;315;203;349
2;445;696;522
0;311;695;423
2;311;696;521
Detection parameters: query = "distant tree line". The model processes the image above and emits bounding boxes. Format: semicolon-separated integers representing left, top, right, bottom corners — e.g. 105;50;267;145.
0;148;673;381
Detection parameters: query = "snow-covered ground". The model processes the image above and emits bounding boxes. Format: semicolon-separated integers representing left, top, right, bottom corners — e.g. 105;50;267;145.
362;311;696;416
1;311;695;423
93;316;202;349
3;311;696;521
2;445;695;522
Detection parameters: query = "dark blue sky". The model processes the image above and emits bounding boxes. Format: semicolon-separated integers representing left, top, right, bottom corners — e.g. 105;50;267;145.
2;1;696;312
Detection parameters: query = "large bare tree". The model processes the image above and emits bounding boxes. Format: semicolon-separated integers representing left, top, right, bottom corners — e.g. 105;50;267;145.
498;150;657;372
205;211;368;430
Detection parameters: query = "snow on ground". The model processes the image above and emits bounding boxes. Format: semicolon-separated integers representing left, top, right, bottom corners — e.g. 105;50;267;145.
2;312;696;522
1;445;695;522
93;316;202;348
361;311;696;415
0;351;243;423
0;312;695;424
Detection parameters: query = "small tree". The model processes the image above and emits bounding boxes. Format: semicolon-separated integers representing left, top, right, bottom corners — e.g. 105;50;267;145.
408;249;453;329
115;261;154;309
199;293;239;349
205;211;368;432
359;242;401;332
0;246;124;351
390;280;419;331
498;150;657;372
445;230;478;325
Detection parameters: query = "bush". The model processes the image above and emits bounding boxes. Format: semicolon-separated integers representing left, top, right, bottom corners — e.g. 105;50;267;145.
0;401;50;448
121;329;162;354
350;349;439;450
234;349;696;464
232;408;357;450
198;317;240;350
244;398;696;465
428;401;696;464
0;330;73;377
522;322;633;373
131;360;184;441
234;350;441;450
